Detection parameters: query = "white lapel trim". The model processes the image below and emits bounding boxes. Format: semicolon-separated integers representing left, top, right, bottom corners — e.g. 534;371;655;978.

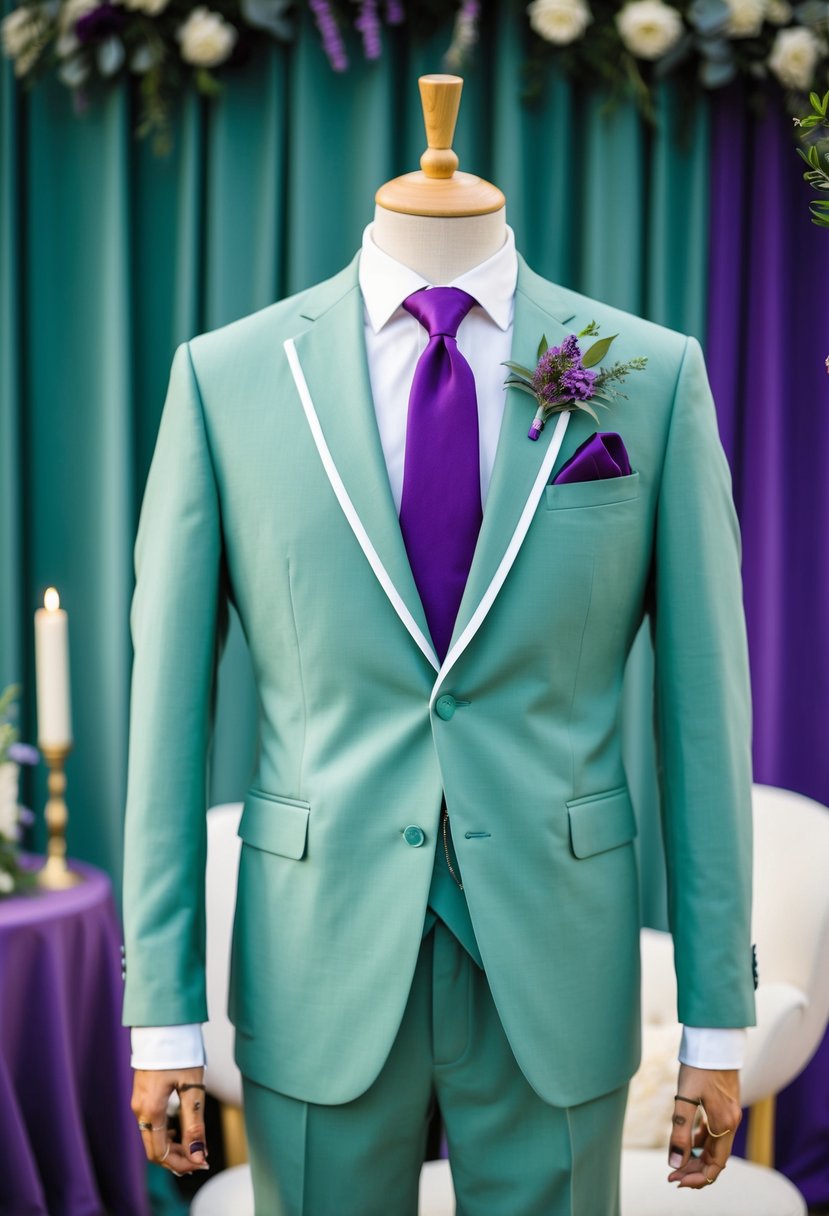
284;336;440;671
429;409;571;705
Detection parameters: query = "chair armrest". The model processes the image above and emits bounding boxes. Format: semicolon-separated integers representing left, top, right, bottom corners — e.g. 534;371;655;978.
741;982;808;1106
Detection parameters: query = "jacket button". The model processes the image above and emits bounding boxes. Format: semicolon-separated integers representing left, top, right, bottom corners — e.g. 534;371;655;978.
435;694;457;721
403;825;425;847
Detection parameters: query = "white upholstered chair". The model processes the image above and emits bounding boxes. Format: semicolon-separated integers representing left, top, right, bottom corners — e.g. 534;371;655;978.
193;784;829;1214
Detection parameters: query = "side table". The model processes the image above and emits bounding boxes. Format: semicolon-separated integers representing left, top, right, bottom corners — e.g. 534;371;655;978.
0;854;150;1215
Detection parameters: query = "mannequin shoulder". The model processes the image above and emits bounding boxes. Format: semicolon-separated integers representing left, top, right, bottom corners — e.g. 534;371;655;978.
519;259;689;365
186;254;360;373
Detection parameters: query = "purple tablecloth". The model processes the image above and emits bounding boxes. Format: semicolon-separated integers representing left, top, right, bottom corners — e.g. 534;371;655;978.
0;855;150;1216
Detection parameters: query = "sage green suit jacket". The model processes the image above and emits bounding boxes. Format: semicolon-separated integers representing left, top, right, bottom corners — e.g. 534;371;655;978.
121;250;756;1108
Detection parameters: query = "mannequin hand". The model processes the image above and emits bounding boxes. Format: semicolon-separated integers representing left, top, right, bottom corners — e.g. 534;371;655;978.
667;1064;742;1188
131;1066;210;1175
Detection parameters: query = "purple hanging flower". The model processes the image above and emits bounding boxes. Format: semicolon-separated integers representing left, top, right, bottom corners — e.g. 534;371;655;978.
7;742;40;766
444;0;479;70
385;0;404;24
355;0;381;59
75;2;126;45
17;805;35;828
309;0;348;71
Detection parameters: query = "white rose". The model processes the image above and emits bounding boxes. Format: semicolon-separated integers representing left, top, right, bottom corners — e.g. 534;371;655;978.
726;0;766;38
58;0;99;33
616;0;684;59
765;0;792;24
56;29;80;56
768;25;821;89
2;7;34;56
0;870;14;894
528;0;593;45
1;5;49;75
176;6;237;66
0;762;20;841
123;0;169;15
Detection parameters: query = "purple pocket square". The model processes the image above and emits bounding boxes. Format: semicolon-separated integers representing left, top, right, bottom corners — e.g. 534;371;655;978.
552;431;632;485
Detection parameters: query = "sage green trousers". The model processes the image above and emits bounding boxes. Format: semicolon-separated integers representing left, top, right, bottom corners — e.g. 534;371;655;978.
240;920;629;1216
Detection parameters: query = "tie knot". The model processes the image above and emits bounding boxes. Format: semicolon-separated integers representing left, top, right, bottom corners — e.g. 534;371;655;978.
402;286;477;340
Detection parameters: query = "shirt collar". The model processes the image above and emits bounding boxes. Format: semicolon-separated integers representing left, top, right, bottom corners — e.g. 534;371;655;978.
358;220;517;335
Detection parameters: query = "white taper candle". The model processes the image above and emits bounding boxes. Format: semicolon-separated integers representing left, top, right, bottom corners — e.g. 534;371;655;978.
34;587;73;748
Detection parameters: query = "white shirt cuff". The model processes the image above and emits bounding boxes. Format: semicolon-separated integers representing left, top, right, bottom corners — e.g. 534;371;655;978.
130;1023;207;1070
679;1026;746;1070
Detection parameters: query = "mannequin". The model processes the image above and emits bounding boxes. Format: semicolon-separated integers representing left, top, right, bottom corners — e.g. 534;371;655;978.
124;69;753;1216
371;73;506;281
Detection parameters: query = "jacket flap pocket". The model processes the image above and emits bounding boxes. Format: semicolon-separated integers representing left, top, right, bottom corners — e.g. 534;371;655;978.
238;787;310;860
566;785;638;858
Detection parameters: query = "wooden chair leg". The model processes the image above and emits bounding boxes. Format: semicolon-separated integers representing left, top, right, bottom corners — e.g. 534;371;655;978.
745;1094;775;1167
220;1101;249;1167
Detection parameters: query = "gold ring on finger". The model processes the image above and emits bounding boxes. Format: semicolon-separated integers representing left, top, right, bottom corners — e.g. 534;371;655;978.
700;1104;731;1138
138;1121;167;1132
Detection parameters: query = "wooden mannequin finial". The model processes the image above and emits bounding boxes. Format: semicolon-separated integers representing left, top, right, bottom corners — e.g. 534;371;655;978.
419;74;462;179
375;74;505;218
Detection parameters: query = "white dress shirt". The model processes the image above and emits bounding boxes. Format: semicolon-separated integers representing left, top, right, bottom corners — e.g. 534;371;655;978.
130;222;745;1072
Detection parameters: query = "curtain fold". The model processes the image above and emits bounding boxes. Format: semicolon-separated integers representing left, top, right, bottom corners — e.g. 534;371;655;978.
707;83;829;1207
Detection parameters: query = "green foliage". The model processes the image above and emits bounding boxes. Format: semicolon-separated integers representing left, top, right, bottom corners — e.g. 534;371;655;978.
795;90;829;227
0;684;21;767
582;334;618;368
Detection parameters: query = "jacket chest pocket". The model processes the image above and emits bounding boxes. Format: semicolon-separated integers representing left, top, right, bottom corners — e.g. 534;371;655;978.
544;471;640;512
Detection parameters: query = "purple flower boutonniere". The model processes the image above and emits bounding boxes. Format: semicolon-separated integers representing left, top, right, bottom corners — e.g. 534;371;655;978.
502;322;648;441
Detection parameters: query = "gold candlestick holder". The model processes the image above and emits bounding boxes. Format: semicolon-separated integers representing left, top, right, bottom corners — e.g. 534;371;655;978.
37;743;82;889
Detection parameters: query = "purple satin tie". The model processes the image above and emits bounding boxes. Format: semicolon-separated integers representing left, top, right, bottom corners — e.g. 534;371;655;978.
399;286;481;662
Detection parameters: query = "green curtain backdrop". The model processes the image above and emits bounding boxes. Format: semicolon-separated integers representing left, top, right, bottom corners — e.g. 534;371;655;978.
1;6;711;930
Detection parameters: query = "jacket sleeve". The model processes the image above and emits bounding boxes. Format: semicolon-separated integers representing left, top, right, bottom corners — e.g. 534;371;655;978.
121;341;230;1028
648;333;756;1030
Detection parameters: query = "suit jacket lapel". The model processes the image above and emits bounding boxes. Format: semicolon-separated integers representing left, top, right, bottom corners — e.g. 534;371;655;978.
284;262;439;671
435;256;581;693
284;249;589;686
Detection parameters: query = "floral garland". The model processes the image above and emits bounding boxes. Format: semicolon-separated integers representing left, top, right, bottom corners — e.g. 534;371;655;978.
521;0;829;124
2;0;827;152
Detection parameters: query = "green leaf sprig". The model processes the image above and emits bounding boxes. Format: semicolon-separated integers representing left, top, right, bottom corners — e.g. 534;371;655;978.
795;91;829;229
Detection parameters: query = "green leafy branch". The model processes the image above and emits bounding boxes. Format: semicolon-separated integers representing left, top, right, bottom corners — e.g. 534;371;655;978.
795;90;829;229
